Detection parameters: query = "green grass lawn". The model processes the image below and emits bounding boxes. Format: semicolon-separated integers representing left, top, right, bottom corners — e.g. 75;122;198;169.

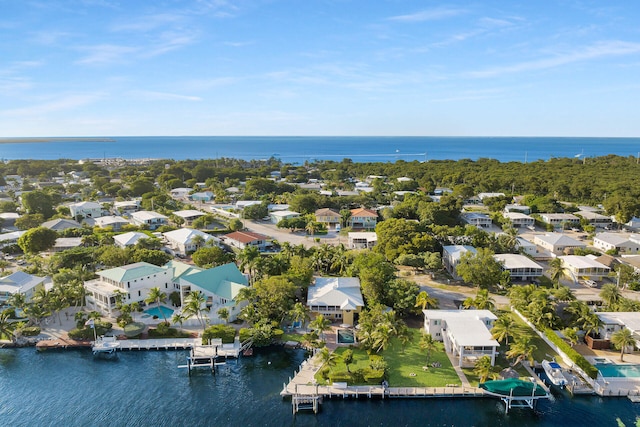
280;332;305;343
315;328;460;387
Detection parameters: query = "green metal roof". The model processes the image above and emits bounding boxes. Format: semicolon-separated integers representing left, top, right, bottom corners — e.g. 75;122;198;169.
480;379;548;397
165;260;203;281
182;263;248;299
98;262;169;283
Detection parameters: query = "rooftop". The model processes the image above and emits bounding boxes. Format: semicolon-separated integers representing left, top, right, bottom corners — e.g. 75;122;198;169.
307;277;364;308
97;262;170;283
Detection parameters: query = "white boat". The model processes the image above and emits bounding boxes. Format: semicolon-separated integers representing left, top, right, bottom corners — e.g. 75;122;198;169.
542;360;567;387
92;336;120;356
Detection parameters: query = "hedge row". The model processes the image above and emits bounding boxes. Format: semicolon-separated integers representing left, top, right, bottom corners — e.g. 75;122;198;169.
543;328;599;379
21;326;41;337
327;368;385;385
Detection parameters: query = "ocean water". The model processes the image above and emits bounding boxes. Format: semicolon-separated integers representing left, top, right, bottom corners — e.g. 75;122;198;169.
0;347;638;427
1;136;640;163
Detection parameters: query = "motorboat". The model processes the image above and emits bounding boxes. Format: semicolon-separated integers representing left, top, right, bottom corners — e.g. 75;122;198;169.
541;360;567;387
92;336;120;356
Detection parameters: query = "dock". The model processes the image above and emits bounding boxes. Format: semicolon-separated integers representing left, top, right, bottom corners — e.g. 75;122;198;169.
177;338;252;374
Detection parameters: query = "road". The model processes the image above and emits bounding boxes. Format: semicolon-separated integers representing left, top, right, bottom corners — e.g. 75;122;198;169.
243;219;344;248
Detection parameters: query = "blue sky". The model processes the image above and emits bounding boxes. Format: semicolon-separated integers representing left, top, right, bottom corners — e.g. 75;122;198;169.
1;0;640;137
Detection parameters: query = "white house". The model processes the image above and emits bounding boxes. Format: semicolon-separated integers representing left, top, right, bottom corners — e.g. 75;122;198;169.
92;215;130;231
170;188;191;199
0;230;26;248
478;192;505;201
348;232;378;249
559;255;611;282
423;309;499;367
494;253;544;281
539;213;580;227
461;212;492;227
130;211;168;230
41;218;82;231
0;271;51;304
270;210;300;224
179;263;249;323
595;312;640;350
307;277;364;326
113;200;140;215
69;201;103;219
442;245;476;280
84;262;173;316
575;210;612;228
515;237;537;257
534;233;586;256
348;208;378;230
504;204;531;214
163;228;216;255
172;209;206;226
113;231;151;248
593;233;640;255
503;212;534;228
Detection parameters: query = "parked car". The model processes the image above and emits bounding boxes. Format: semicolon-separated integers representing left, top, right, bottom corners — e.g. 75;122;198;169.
584;280;597;288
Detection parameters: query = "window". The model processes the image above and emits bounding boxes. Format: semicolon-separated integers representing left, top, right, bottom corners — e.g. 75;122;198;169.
138;291;141;297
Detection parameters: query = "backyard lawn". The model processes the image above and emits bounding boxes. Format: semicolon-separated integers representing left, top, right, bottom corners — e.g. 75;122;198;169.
315;327;460;387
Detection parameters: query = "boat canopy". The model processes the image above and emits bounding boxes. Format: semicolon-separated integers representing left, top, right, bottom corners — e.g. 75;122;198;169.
480;379;547;397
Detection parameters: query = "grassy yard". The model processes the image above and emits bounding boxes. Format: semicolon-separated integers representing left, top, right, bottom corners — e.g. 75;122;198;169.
315;327;460;387
280;332;305;343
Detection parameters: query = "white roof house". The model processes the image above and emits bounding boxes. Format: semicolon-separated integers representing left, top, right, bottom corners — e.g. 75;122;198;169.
494;253;544;281
269;210;300;224
69;201;103;219
423;309;499;367
575;210;612;228
172;209;206;225
593;232;640;255
477;192;505;201
595;312;640;346
113;231;150;248
92;215;130;231
460;212;492;227
163;228;216;255
559;255;611;281
170;188;191;199
503;212;534;227
307;277;364;325
515;237;538;257
534;233;586;255
0;271;51;304
41;218;82;231
442;245;476;280
130;211;168;230
539;213;580;226
0;230;26;247
348;232;378;249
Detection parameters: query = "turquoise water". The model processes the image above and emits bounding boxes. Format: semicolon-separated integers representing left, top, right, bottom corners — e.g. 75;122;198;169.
596;363;640;378
144;306;174;319
1;347;639;426
337;329;355;344
2;136;640;163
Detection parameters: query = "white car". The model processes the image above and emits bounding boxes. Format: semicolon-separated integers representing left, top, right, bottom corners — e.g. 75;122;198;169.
584;280;597;288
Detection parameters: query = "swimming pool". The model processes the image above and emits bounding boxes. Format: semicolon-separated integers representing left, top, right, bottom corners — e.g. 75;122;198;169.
595;363;640;378
144;306;175;319
337;329;355;344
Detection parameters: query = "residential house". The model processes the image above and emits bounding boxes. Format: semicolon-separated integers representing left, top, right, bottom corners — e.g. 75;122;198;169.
307;277;364;326
92;215;130;231
534;233;586;256
113;200;140;215
41;218;82;232
348;208;377;230
593;233;640;255
423;309;499;367
52;237;82;252
0;213;19;229
0;230;26;248
477;192;505;202
172;209;206;226
460;212;492;228
442;245;476;280
191;191;214;202
170;188;191;199
515;237;538;257
539;213;580;228
163;228;216;256
494;253;544;281
575;211;612;228
0;271;51;305
69;201;103;219
269;210;300;224
347;232;378;249
595;312;640;350
504;204;531;214
130;211;168;230
113;231;150;248
503;212;534;228
222;231;270;251
179;263;249;323
85;262;173;316
315;208;341;230
559;255;611;282
166;260;202;292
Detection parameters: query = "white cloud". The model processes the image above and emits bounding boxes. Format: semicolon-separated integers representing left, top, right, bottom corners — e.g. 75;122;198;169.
130;90;202;102
0;93;103;117
387;7;467;23
466;40;640;78
75;44;138;65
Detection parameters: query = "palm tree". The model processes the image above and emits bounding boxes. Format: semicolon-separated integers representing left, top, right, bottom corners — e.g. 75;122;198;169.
342;348;354;373
0;310;16;343
145;287;168;323
371;323;393;353
396;324;411;354
473;289;495;311
319;347;337;369
171;312;186;328
473;355;495;383
548;258;564;288
553;286;575;302
506;336;537;367
182;291;209;330
289;302;311;329
217;307;229;324
419;333;437;365
191;234;206;250
237;246;260;285
415;290;438;311
491;315;517;346
310;314;331;342
600;283;622;309
611;328;637;362
562;327;579;347
0;259;10;273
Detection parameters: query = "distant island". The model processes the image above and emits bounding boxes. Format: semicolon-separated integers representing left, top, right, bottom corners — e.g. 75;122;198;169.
0;137;115;144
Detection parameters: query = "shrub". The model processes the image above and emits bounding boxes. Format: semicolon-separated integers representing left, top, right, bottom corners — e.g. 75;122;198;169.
124;322;146;338
544;328;598;379
328;370;352;383
202;324;236;344
319;366;330;380
362;368;385;384
21;326;41;336
68;328;93;340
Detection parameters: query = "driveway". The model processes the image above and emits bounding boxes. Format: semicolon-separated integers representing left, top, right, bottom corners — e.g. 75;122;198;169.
244;219;345;249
